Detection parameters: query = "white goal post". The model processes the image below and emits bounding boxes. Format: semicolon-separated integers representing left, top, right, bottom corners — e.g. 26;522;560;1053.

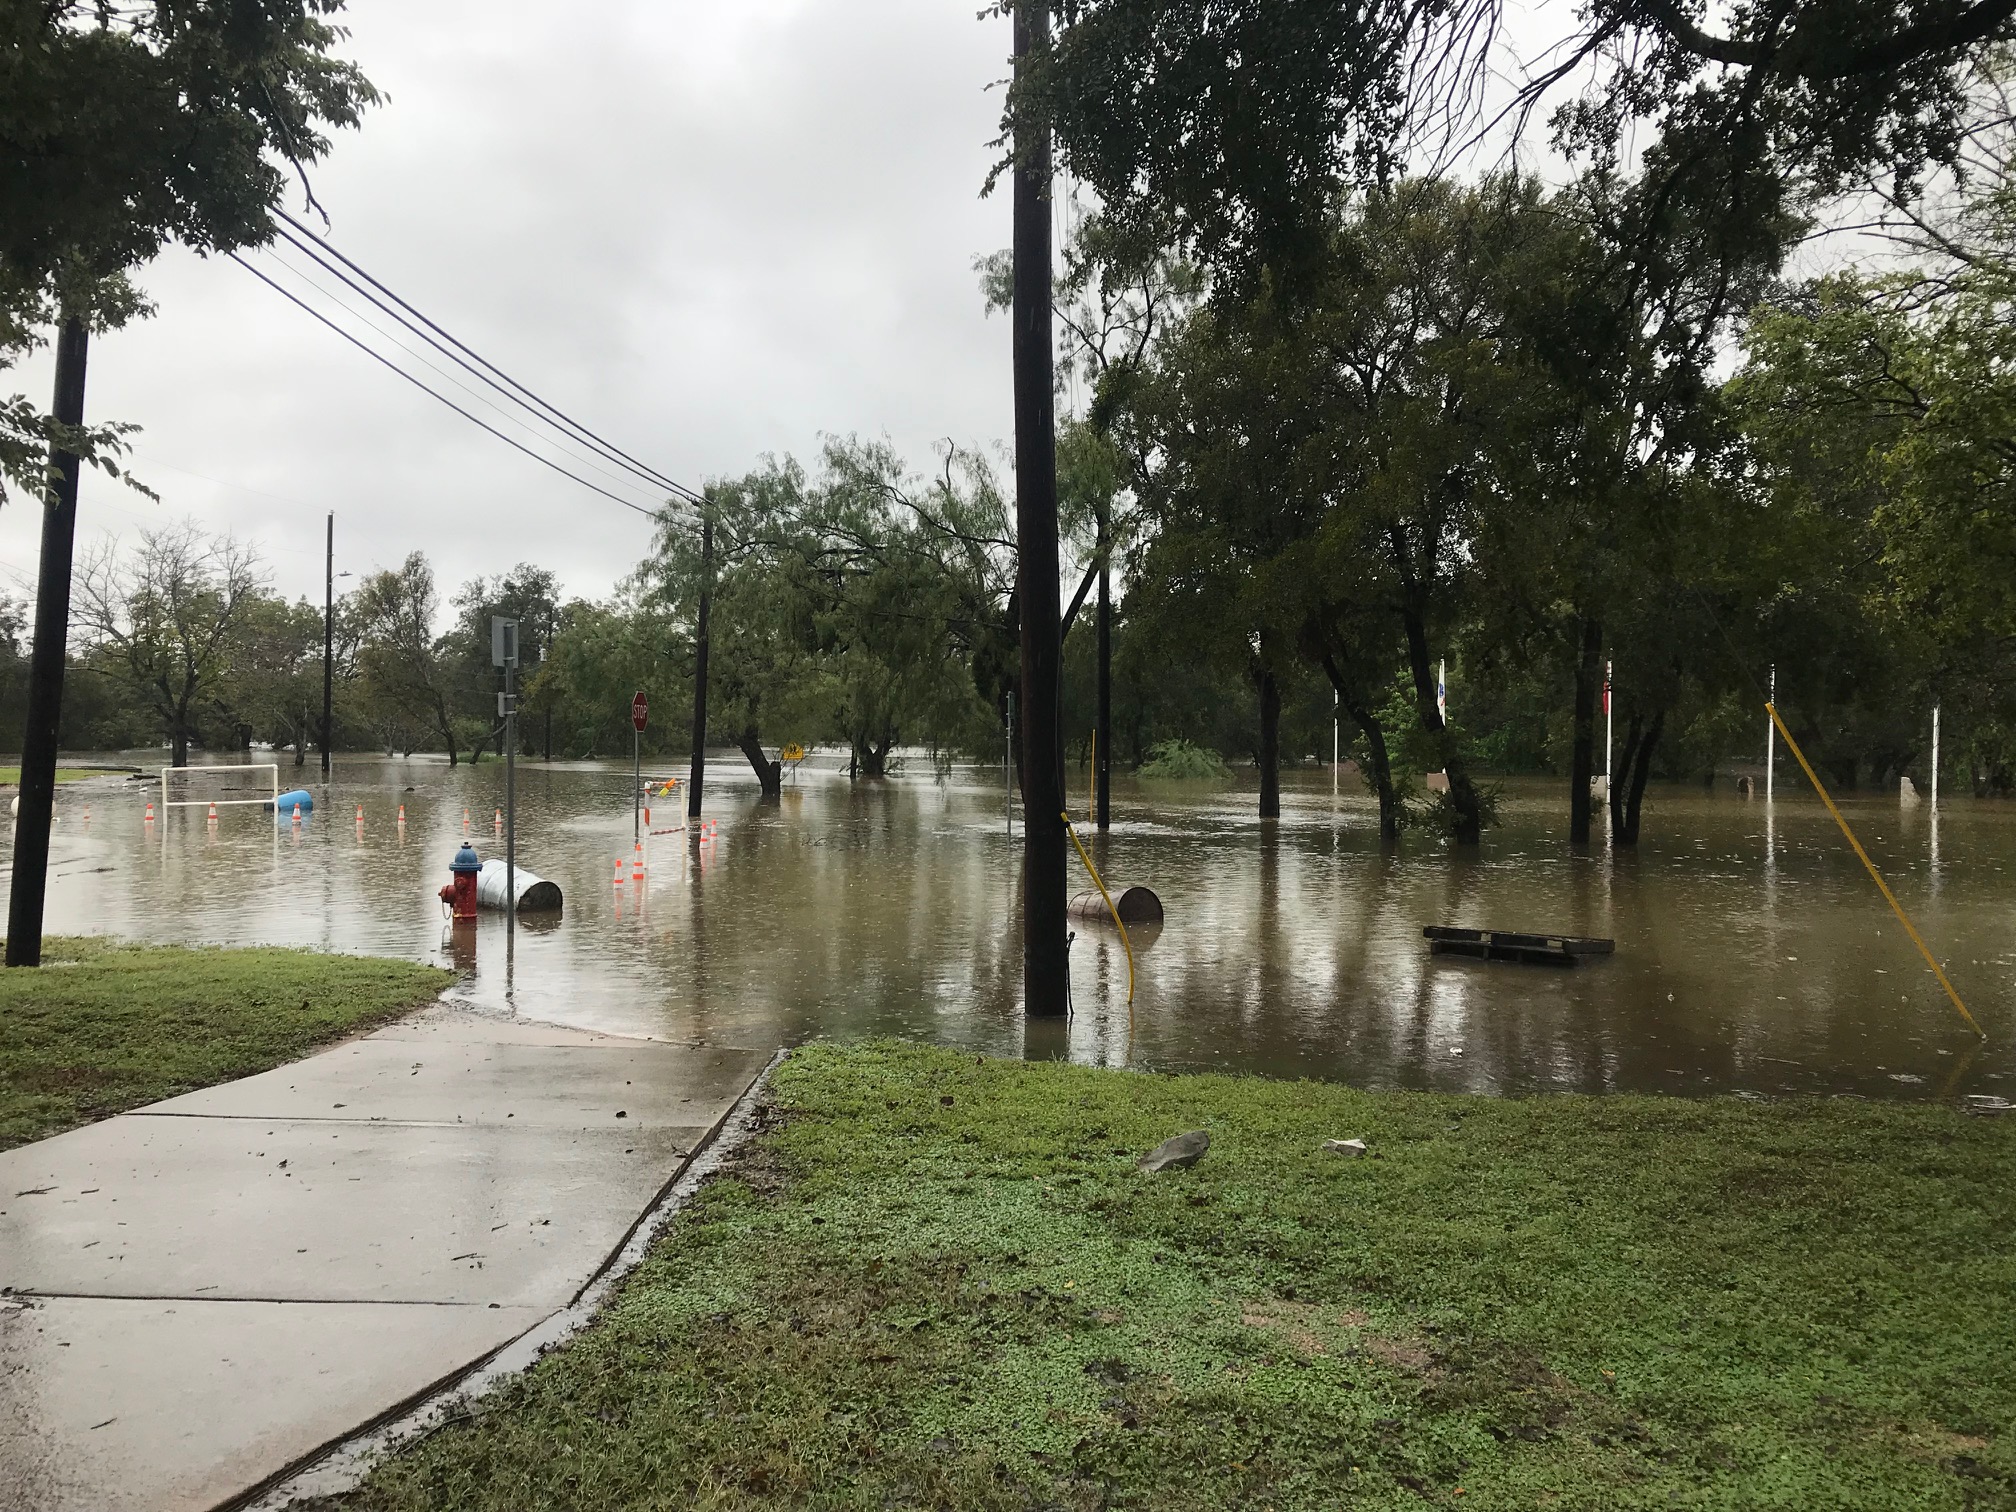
160;764;281;813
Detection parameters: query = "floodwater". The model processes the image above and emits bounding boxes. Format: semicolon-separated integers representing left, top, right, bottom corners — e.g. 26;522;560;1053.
6;753;2013;1101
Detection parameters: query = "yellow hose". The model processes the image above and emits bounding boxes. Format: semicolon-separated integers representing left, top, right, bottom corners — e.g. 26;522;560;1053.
1767;703;1985;1039
1061;811;1135;1022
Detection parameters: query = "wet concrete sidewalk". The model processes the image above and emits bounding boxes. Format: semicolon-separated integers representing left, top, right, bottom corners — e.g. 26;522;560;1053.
0;1005;772;1511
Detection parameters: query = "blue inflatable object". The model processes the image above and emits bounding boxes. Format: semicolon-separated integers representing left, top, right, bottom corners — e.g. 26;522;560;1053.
451;842;482;874
271;788;314;814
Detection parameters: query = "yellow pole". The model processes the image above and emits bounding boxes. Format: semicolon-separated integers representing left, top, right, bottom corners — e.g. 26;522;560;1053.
1766;703;1985;1039
1062;812;1135;1020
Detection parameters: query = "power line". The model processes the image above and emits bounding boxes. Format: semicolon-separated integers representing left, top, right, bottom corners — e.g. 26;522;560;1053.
256;245;667;506
271;210;707;509
229;252;668;520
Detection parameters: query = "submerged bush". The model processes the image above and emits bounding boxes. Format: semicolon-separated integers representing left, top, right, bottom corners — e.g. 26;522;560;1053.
1137;739;1232;780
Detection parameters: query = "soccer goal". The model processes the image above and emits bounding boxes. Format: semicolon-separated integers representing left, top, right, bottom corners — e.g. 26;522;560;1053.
160;764;281;815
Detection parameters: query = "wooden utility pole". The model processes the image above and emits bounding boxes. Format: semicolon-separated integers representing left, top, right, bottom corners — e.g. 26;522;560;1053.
686;509;713;820
1096;497;1111;831
321;512;334;780
1015;0;1068;1016
7;317;90;968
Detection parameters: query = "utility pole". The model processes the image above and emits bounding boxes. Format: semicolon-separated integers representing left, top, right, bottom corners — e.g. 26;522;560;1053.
1095;496;1111;831
687;508;713;821
321;512;334;781
1014;0;1068;1017
7;317;90;969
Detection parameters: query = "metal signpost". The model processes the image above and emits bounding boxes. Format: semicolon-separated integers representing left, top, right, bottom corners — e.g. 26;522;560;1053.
494;617;519;941
632;690;648;841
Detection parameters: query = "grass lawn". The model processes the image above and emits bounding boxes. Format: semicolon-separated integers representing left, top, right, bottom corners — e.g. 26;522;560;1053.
0;937;452;1149
0;767;104;785
324;1041;2015;1511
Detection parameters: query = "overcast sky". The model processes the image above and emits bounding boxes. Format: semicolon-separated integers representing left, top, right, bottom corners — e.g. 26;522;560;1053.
1;0;1017;612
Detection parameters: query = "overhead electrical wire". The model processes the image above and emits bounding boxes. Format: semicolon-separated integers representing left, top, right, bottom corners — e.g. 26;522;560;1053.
268;209;707;510
256;244;668;506
228;251;665;519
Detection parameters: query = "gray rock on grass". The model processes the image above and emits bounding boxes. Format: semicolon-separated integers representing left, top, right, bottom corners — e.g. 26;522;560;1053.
1323;1138;1368;1158
1138;1130;1209;1172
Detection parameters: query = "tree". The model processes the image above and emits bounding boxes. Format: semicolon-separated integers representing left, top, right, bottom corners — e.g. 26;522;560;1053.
221;592;325;766
352;553;461;765
1023;0;2015;289
1;1;378;496
448;564;563;757
71;522;264;766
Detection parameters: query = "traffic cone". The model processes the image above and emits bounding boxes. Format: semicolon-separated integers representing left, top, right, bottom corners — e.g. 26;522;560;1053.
494;807;502;830
145;801;155;822
292;802;302;822
612;857;623;886
462;807;470;829
632;842;645;882
207;802;218;821
355;804;364;823
397;804;407;824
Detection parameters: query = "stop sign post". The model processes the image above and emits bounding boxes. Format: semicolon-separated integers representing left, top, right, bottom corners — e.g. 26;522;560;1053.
632;691;647;841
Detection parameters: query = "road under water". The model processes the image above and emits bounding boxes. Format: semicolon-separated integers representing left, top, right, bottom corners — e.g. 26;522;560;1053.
7;753;2012;1100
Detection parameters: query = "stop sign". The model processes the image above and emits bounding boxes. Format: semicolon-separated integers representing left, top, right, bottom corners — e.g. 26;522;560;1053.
631;691;648;732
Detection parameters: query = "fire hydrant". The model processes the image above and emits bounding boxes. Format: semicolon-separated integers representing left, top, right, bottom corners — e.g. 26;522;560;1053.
440;841;482;921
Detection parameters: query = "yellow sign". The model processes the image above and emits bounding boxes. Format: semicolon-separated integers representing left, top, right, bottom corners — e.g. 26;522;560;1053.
780;744;807;763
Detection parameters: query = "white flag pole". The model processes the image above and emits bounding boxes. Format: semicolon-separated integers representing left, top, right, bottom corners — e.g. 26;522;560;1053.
1766;665;1775;802
1931;702;1941;809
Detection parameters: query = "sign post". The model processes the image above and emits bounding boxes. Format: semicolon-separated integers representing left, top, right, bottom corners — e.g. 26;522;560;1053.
493;618;520;948
631;690;648;841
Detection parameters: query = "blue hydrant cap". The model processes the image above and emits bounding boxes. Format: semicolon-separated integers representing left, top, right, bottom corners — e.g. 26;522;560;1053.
450;842;483;874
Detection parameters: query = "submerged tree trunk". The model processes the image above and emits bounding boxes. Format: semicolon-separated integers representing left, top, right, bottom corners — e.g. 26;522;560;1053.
1256;663;1281;819
857;731;894;778
1569;616;1602;844
1321;651;1399;841
1400;609;1481;843
1612;707;1665;844
737;727;782;798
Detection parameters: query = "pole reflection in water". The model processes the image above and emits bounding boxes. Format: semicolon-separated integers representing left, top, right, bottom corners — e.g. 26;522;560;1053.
9;756;2013;1102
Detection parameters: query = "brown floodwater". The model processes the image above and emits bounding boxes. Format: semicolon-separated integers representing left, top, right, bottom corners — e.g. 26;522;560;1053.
8;753;2013;1101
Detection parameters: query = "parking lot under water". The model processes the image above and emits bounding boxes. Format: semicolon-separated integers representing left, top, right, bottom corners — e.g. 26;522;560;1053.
7;752;2013;1100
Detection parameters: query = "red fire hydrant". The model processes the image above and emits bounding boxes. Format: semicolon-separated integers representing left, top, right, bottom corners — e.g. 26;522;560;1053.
440;841;482;921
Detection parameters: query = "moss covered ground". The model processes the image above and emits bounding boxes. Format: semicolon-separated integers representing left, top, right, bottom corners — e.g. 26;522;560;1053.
0;937;451;1149
328;1040;2013;1511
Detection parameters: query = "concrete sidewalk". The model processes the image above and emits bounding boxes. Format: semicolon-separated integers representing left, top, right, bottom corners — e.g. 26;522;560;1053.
0;1005;771;1512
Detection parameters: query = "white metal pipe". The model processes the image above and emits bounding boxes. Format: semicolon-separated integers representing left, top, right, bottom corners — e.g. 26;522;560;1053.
1931;703;1941;809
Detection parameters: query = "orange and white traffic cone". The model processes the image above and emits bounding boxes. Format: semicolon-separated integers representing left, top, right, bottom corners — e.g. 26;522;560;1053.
632;842;645;882
355;804;364;824
145;801;155;823
397;804;407;825
462;807;470;829
494;808;502;831
612;857;624;887
292;802;302;823
207;802;218;821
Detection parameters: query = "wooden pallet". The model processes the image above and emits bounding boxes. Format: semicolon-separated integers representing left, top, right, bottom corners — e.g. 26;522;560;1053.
1422;926;1615;967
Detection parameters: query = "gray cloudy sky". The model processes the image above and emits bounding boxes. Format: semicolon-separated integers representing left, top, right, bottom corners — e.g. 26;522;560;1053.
2;0;1015;612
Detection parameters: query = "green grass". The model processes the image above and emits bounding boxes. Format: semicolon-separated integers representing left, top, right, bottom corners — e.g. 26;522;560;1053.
0;937;452;1149
323;1042;2015;1510
0;766;103;785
